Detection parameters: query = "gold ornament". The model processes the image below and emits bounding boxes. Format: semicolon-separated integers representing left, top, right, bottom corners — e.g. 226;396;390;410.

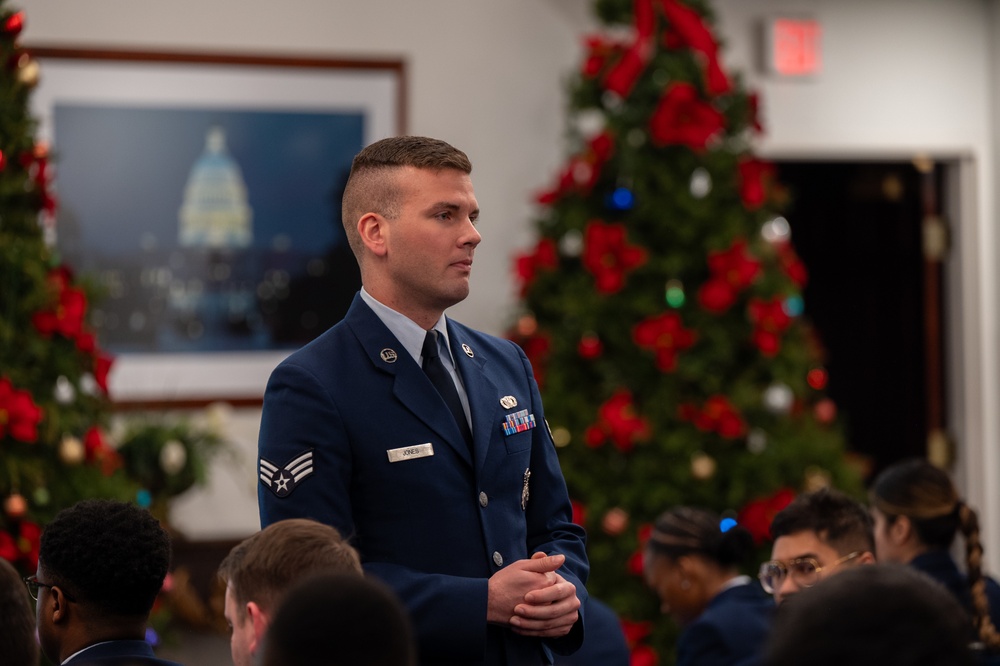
4;493;27;518
16;55;39;87
601;507;630;536
59;435;85;465
550;426;572;448
691;452;717;480
804;466;832;492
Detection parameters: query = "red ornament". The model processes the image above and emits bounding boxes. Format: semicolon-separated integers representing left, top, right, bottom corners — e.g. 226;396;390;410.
585;390;651;453
621;619;653;646
581;220;648;294
649;82;725;151
580;34;625;79
4;493;27;519
807;368;828;390
2;11;24;37
571;500;588;527
697;278;737;313
577;332;604;359
630;644;658;666
602;507;630;536
0;377;44;443
0;149;5;171
632;311;697;371
814;398;837;424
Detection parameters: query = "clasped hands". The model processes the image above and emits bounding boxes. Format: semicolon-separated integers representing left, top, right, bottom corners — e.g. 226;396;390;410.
487;551;580;637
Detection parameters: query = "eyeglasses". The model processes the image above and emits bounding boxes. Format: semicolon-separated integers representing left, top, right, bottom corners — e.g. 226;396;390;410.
758;551;862;594
22;575;76;602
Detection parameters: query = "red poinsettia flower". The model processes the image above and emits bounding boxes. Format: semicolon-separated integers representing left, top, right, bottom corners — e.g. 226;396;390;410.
0;377;44;443
625;523;653;576
621;619;653;646
698;239;761;313
697;278;737;313
585;390;651;453
738;488;797;544
508;330;551;388
582;220;648;294
602;0;656;97
581;34;625;78
632;312;697;371
514;237;559;296
577;333;604;360
536;132;615;205
32;275;88;341
748;297;793;357
0;520;42;572
83;426;122;476
661;0;732;95
571;500;587;527
738;157;776;210
679;394;747;439
650;83;725;151
630;645;658;666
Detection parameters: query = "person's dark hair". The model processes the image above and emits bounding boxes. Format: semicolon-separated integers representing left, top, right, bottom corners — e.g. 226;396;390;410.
0;557;38;666
769;488;874;555
39;499;170;618
218;518;361;620
763;564;975;666
872;458;1000;651
341;135;472;259
647;507;754;568
261;573;416;666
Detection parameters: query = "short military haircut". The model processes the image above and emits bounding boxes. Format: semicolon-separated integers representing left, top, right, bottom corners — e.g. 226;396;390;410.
261;573;415;666
340;135;472;260
39;499;170;618
769;488;874;556
763;564;975;666
0;557;38;666
218;518;361;620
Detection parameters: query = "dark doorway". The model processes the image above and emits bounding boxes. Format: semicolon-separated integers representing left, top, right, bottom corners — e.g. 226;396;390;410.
774;161;946;479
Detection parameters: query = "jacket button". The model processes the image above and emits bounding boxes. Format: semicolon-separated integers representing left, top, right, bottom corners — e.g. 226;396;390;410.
493;551;503;567
479;491;489;507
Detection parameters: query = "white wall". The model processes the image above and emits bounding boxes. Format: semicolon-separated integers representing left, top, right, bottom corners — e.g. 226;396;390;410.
18;0;1000;568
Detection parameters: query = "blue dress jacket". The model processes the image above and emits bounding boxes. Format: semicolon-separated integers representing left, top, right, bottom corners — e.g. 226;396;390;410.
676;580;775;666
62;640;183;665
258;295;589;665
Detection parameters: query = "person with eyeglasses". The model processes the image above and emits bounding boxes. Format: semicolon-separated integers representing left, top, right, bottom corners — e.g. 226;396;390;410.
644;507;774;666
30;499;182;666
759;488;875;604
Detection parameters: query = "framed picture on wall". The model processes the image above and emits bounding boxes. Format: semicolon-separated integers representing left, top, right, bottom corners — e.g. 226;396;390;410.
27;46;406;406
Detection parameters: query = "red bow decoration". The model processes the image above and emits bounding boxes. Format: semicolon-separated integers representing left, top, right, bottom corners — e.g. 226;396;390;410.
582;220;648;294
661;0;731;94
0;377;43;443
585;390;652;453
632;312;697;371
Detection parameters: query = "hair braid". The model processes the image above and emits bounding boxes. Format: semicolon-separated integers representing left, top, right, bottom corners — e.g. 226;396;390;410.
959;502;1000;650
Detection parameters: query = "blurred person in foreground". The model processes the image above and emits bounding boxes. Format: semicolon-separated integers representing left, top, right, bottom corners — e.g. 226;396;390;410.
1;556;38;666
644;507;774;666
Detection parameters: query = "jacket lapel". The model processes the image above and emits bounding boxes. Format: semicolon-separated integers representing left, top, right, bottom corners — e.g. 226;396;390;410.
447;321;498;476
345;297;473;467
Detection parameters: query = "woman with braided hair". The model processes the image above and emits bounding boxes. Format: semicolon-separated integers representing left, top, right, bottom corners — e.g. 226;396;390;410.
644;507;774;666
871;458;1000;660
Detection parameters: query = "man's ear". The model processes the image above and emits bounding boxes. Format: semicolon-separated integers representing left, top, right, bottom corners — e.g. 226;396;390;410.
358;213;387;257
857;551;877;565
246;601;269;654
49;586;69;624
890;515;913;545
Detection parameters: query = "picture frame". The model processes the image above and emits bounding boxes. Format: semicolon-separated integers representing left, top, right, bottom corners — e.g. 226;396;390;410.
27;46;406;406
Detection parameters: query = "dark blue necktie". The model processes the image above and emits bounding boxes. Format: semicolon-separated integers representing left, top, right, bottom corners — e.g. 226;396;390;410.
422;330;473;446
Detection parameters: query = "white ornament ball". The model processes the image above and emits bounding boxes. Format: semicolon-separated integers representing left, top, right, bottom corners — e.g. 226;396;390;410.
747;428;768;454
79;373;99;396
559;230;584;258
761;216;791;244
159;440;188;475
53;376;76;404
763;383;795;414
574;109;606;139
690;168;712;199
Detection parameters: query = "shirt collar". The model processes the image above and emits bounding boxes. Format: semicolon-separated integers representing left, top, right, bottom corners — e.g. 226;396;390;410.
360;287;452;365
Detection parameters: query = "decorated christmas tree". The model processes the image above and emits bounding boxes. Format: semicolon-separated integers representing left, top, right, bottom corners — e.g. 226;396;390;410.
0;4;224;587
510;0;863;661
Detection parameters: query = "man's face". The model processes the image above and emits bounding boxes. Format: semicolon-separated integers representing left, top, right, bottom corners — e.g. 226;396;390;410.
224;584;257;666
768;531;853;604
376;166;481;318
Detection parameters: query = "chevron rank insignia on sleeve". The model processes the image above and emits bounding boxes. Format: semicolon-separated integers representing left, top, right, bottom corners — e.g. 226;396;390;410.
259;450;314;498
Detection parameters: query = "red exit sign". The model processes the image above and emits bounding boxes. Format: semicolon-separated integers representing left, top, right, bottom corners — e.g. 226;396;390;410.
763;17;822;77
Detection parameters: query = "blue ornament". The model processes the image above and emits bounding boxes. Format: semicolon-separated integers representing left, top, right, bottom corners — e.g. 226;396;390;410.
720;517;738;533
783;295;804;317
606;186;635;211
137;489;152;509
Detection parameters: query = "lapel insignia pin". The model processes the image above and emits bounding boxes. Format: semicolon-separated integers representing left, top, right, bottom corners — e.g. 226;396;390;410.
500;395;518;409
380;348;398;363
259;451;315;498
462;344;474;357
